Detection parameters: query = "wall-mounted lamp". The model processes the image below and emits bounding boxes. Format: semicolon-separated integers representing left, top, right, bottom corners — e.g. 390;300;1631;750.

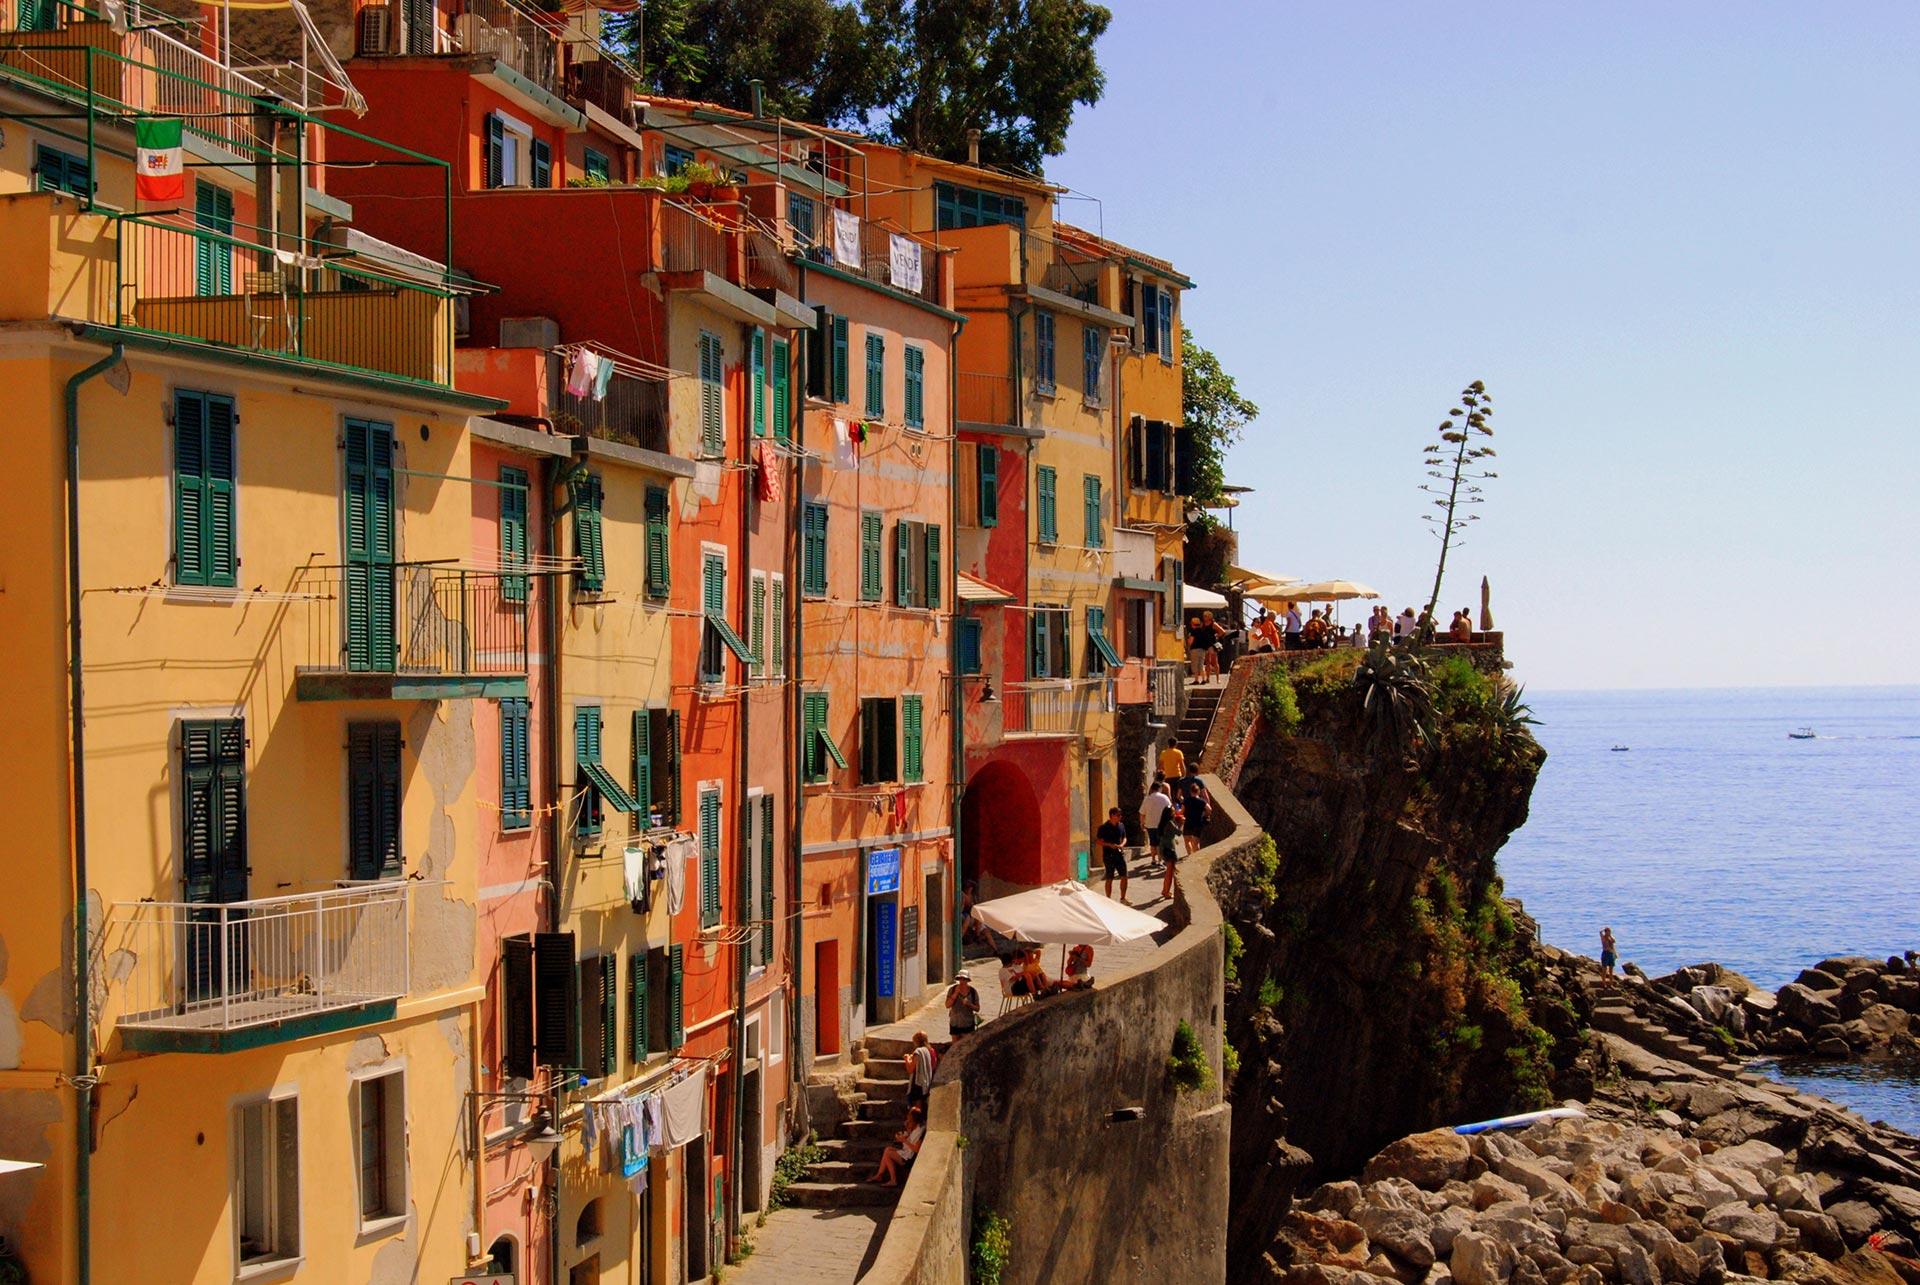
525;1113;562;1160
978;678;997;704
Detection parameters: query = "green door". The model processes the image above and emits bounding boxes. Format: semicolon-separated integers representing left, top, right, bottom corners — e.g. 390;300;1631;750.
344;419;396;671
181;719;248;1002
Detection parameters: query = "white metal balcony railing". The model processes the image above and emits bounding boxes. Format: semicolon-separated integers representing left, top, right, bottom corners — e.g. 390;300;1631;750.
113;882;411;1040
1000;678;1112;737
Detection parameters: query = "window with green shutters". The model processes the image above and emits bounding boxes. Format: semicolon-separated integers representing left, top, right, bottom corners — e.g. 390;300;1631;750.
759;793;775;962
801;502;829;597
574;705;603;837
483;115;505;187
1036;466;1058;544
1029;607;1069;680
977;446;999;527
1087;606;1121;674
894;520;915;607
859;510;883;601
499;466;528;603
904;345;925;428
771;338;791;443
831;316;849;404
698;331;724;456
956;616;983;675
802;690;844;783
643;484;670;599
698;787;721;928
347;721;403;881
570;471;605;593
1143;284;1160;354
1157;287;1174;362
180;718;248;907
17;0;58;32
770;576;787;676
500;698;531;828
1083;325;1104;401
1035;312;1056;392
35;144;90;197
344;419;396;671
530;138;552;188
700;552;725;683
865;332;885;418
668;945;685;1047
860;696;898;784
194;181;233;297
633;707;681;828
924;525;942;609
902;695;924;783
1083;474;1103;548
173;390;237;588
750;329;767;436
585;147;611;183
588;953;617;1078
628;952;649;1062
750;571;768;675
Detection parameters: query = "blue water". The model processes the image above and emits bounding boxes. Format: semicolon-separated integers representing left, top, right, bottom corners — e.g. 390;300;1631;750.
1499;686;1920;1133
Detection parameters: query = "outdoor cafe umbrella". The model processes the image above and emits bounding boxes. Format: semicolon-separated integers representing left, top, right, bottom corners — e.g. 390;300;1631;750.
1252;579;1380;604
969;881;1170;973
1224;565;1298;593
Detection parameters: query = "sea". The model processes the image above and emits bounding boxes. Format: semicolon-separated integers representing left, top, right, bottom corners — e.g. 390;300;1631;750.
1498;686;1920;1135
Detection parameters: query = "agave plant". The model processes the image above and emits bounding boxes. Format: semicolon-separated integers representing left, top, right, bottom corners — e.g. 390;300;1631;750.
1493;678;1538;735
1357;644;1434;752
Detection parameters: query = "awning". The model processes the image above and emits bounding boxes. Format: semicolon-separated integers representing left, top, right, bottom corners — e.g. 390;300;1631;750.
1225;565;1297;592
1182;584;1229;609
957;572;1016;605
580;762;640;814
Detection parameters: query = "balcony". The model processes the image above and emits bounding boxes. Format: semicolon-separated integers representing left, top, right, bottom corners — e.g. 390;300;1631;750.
112;882;411;1053
958;371;1017;428
998;679;1110;740
797;212;945;307
293;562;529;701
546;348;669;453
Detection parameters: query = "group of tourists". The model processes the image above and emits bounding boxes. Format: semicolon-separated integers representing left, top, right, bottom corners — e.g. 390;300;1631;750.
1247;602;1368;652
1365;605;1478;644
1184;611;1228;681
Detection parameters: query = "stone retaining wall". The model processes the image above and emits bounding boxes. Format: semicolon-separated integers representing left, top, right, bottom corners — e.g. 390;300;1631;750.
858;775;1263;1284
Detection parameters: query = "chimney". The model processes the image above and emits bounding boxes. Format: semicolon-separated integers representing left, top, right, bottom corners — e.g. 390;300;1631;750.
750;79;765;119
966;129;981;166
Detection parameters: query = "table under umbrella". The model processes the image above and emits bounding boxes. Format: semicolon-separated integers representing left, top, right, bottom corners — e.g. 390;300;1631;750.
969;881;1170;976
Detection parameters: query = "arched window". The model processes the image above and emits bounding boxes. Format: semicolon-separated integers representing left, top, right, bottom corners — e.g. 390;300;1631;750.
487;1235;517;1274
575;1197;603;1247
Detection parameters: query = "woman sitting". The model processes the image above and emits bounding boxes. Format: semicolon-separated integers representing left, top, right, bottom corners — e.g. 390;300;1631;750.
1011;948;1054;997
867;1105;927;1187
1062;944;1095;990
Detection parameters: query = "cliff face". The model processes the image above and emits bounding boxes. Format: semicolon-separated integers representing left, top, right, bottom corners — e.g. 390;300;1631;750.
1212;652;1580;1272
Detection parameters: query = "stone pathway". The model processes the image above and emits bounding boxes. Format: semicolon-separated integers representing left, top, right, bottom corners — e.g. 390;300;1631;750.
730;856;1183;1284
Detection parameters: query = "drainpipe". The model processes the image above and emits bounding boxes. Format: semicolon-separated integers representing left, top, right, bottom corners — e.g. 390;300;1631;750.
541;453;565;1285
65;339;123;1285
946;317;966;966
730;344;752;1254
785;320;807;1114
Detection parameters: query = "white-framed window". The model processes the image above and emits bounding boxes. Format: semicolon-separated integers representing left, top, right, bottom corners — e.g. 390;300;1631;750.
769;989;785;1064
233;1089;301;1275
352;1066;408;1233
769;572;787;679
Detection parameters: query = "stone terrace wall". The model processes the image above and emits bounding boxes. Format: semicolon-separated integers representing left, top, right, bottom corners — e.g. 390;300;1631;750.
860;775;1262;1285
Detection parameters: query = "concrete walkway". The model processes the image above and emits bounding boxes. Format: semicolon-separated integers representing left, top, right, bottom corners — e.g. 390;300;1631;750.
728;852;1183;1285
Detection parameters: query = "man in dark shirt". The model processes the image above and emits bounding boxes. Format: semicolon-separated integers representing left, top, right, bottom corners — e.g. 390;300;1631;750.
1097;806;1130;900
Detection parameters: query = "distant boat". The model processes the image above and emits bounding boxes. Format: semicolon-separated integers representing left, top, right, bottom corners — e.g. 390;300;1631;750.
1610;745;1630;752
1789;727;1817;740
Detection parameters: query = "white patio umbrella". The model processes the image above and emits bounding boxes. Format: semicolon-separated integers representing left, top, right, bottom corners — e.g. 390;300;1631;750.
968;880;1170;979
1252;579;1380;604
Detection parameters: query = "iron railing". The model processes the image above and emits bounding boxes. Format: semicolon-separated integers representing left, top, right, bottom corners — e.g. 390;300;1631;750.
547;349;669;453
1000;679;1110;737
958;371;1016;426
112;882;410;1035
450;0;560;96
1150;661;1182;719
116;216;455;385
660;200;733;277
295;561;529;678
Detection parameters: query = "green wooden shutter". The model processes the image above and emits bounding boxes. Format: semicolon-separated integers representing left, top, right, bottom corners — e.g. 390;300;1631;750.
905;346;925;428
699;332;723;455
1036;312;1055;391
662;708;682;825
174;390;237;588
700;552;724;682
1030;611;1049;679
978;446;999;527
802;503;828;596
808;307;830;400
894;520;912;607
831;316;849;403
503;936;535;1078
859;511;881;601
501;699;531;828
1159;288;1174;360
643;484;670;599
668;944;685;1047
699;790;721;927
571;472;604;593
484;114;505;188
530;138;553;188
759;793;775;961
631;708;652;824
924;524;942;610
628;951;648;1062
574;705;602;837
865;332;884;417
181;718;247;906
499;466;528;603
770;577;787;676
1084;474;1102;548
1036;466;1057;544
903;695;923;783
750;573;767;673
750;329;767;436
771;338;791;443
194;182;233;297
600;953;618;1076
957;616;982;674
348;721;402;880
801;691;827;782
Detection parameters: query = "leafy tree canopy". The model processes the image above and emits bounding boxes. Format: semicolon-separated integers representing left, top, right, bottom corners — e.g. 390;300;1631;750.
623;0;1112;172
1181;331;1258;509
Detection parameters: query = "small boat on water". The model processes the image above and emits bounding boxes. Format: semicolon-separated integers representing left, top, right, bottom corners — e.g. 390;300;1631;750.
1789;727;1817;740
1610;745;1630;752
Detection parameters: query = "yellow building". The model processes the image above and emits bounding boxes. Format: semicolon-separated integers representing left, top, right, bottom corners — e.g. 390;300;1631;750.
0;32;510;1285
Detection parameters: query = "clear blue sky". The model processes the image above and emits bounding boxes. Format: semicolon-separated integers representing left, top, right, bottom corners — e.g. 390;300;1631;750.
1045;2;1920;690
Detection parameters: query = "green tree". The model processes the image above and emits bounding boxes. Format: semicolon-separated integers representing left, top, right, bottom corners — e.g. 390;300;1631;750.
867;0;1113;171
1419;379;1497;627
1181;331;1258;509
613;0;883;125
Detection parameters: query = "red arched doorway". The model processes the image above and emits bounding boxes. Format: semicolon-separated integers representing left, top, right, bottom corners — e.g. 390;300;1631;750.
962;757;1045;893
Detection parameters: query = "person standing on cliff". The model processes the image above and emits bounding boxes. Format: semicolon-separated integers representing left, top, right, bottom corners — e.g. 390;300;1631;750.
1600;926;1618;977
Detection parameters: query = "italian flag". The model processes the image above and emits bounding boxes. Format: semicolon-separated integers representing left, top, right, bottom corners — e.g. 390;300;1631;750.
134;118;184;202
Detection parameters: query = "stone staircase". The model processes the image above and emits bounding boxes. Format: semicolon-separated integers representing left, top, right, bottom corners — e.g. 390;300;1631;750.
1581;980;1768;1085
782;1035;919;1210
1178;681;1225;767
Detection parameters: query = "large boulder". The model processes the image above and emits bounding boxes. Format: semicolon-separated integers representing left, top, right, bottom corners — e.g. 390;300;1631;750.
1797;969;1846;993
1690;986;1735;1023
1778;984;1843;1030
1701;1201;1784;1252
1279;1211;1373;1269
1859;1004;1911;1038
1450;1232;1515;1285
1367;1131;1475;1190
1355;1205;1439;1270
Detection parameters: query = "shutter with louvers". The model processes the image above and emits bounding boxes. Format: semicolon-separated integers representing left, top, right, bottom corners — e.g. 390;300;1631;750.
831;316;849;403
1174;425;1197;496
903;696;923;783
1130;416;1147;487
802;503;828;596
893;521;912;607
484;115;505;189
629;952;648;1062
924;525;942;610
750;573;767;674
759;793;775;961
859;511;882;601
978;446;998;527
500;466;528;603
698;790;721;927
1084;475;1102;548
905;346;925;428
530;138;552;188
574;706;602;836
956;616;982;675
699;333;723;456
643;485;670;599
1029;611;1048;679
501;699;531;828
348;721;402;880
600;953;618;1076
771;339;791;443
1036;467;1057;544
181;718;248;904
174;390;238;588
203;396;236;586
750;329;766;435
770;578;787;675
503;935;535;1078
1158;288;1174;359
660;709;682;824
571;472;605;593
344;420;396;670
808;307;830;399
668;945;685;1047
700;553;725;682
631;709;652;825
1143;284;1159;354
865;332;884;418
194;182;233;297
534;931;579;1067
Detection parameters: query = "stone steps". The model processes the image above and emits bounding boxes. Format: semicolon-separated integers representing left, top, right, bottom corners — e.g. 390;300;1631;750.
857;1077;910;1101
815;1137;890;1163
863;1035;919;1061
777;1180;900;1209
858;1097;911;1122
840;1118;908;1142
861;1058;911;1081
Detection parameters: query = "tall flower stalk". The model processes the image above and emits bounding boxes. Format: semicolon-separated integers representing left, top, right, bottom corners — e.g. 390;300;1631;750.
1421;380;1497;629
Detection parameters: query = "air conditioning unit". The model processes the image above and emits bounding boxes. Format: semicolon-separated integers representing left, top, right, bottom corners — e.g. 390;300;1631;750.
357;4;393;54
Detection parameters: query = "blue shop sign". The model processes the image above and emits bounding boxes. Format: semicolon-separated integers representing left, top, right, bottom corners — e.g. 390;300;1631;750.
875;901;897;999
866;846;901;895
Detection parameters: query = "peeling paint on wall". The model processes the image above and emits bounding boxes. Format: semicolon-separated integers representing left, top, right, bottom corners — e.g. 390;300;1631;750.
21;891;98;1036
408;703;478;996
365;1204;420;1285
0;1090;61;1243
347;1034;392;1072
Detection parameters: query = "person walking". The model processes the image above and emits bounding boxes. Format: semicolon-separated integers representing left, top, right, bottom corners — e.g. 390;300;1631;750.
945;970;980;1040
1158;740;1186;782
1181;779;1212;856
1599;927;1618;978
1097;806;1130;900
1140;777;1173;875
1159;789;1184;902
903;1030;939;1109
